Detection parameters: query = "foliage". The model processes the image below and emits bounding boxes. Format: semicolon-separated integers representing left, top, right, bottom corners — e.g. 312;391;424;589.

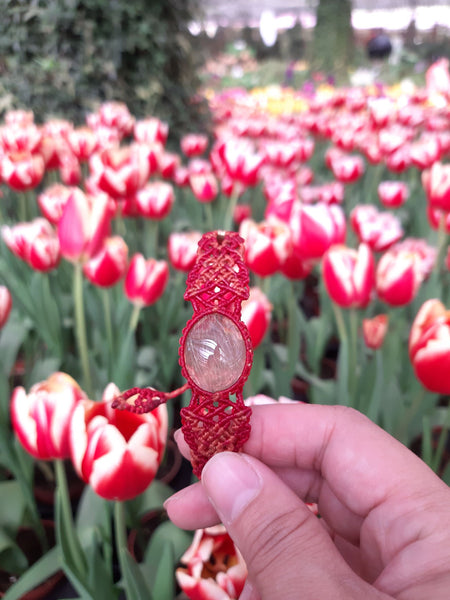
0;0;209;136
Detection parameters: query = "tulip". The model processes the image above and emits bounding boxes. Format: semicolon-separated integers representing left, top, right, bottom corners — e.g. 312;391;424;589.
124;253;169;306
410;135;441;170
0;286;12;329
83;236;128;287
134;181;174;219
70;383;167;501
426;205;450;233
2;217;60;272
376;244;427;307
322;243;375;309
233;203;252;225
11;372;88;460
180;133;208;157
167;231;202;272
38;184;76;225
241;287;272;348
289;202;346;260
422;162;450;212
189;171;218;203
176;525;247;600
377;181;409;209
58;150;82;186
1;152;45;191
409;299;450;394
329;152;365;183
87;101;135;138
362;314;388;350
239;218;291;277
158;151;180;179
220;138;265;187
57;188;112;263
134;117;169;145
66;126;99;161
4;109;34;127
350;204;403;252
89;144;150;199
0;123;42;154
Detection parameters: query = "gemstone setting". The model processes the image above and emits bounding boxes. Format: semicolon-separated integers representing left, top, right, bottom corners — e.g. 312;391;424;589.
183;313;246;392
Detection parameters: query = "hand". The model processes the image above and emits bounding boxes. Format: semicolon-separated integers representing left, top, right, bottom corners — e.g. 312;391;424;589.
165;404;450;599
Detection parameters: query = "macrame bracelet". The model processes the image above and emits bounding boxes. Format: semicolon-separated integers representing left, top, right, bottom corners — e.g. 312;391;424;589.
112;230;253;477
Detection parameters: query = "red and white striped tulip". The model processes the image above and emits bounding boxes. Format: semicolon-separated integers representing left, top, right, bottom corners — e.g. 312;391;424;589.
409;299;450;394
362;314;389;350
377;181;409;209
2;218;60;272
239;218;291;277
322;243;375;309
167;231;202;272
1;152;45;191
289;202;346;260
124;254;169;306
83;236;128;288
0;286;12;329
11;372;88;460
241;287;272;348
70;383;168;501
176;525;247;600
134;181;174;219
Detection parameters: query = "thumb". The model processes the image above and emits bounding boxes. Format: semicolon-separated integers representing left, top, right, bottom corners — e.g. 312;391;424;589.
201;452;371;600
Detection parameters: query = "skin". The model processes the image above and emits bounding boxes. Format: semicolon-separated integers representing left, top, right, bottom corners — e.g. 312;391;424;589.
165;404;450;600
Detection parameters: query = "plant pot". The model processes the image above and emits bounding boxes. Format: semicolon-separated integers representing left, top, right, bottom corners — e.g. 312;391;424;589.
0;520;64;600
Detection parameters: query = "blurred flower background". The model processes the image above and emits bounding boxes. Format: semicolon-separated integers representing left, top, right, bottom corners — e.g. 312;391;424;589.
0;0;449;598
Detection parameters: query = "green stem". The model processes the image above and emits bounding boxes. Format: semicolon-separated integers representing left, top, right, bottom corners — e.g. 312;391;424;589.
114;501;129;587
128;304;142;334
18;192;28;222
431;405;450;474
55;459;86;576
398;386;426;445
434;213;448;276
332;303;348;347
73;262;93;397
102;289;114;378
223;183;241;231
145;219;159;258
204;202;214;232
348;308;358;401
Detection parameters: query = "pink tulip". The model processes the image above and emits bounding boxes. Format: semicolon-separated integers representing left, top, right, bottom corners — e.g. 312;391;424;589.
239;218;291;277
422;162;450;212
38;184;76;225
70;383;167;501
322;243;375;309
180;133;208;157
83;236;128;287
124;254;169;306
377;181;409;209
57;188;112;263
134;181;174;219
87;101;135;138
1;152;45;191
189;171;218;203
2;218;60;272
11;373;88;460
350;204;403;252
134;117;168;145
289;202;346;260
362;314;389;350
176;525;247;600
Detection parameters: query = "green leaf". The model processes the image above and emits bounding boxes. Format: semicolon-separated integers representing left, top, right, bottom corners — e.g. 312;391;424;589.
2;546;62;600
0;480;27;531
0;530;28;574
119;547;153;600
150;541;175;600
127;480;173;522
0;315;29;377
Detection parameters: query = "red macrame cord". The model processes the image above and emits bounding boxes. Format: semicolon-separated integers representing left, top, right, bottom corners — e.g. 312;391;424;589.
112;231;253;477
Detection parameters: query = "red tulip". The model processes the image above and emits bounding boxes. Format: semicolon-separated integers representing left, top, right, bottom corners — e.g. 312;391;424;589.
241;287;272;348
422;162;450;212
70;383;168;501
124;254;169;306
350;204;403;252
289;202;346;260
87;101;135;138
362;314;388;350
2;218;60;272
66;127;99;161
180;133;208;157
329;152;365;183
176;525;247;600
57;188;112;263
11;373;88;460
134;181;174;219
322;243;375;309
1;152;45;191
167;231;202;272
83;236;128;287
239;218;291;277
233;203;252;225
0;286;12;329
0;123;42;154
410;135;441;170
377;181;409;209
409;299;450;394
220;138;265;187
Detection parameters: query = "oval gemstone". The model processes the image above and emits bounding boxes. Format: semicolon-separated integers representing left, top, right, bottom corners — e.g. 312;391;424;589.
183;313;246;392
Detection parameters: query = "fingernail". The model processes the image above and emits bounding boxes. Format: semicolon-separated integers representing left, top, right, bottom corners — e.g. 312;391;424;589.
202;452;262;526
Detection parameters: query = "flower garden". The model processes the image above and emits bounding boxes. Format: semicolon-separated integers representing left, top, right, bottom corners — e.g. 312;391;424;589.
0;51;450;599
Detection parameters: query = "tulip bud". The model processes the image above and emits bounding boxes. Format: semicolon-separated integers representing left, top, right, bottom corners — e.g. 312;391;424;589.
362;314;388;350
83;236;128;287
409;299;450;394
322;243;375;309
168;231;202;272
0;286;12;329
124;254;169;306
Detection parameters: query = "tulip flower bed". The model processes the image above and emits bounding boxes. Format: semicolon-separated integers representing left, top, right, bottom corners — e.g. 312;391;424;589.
0;57;450;599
